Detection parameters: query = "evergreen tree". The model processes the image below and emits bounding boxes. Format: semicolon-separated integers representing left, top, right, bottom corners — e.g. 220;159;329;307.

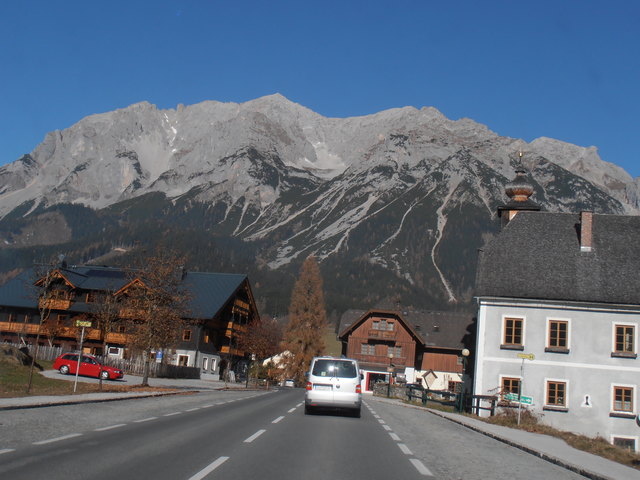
282;256;327;384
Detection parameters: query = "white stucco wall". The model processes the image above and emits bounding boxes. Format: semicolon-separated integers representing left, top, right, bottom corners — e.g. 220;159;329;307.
474;298;640;451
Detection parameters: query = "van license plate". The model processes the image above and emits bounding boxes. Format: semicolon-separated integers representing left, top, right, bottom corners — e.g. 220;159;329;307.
314;385;332;391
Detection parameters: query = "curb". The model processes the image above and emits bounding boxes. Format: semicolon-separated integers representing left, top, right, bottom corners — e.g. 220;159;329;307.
0;390;188;411
369;395;614;480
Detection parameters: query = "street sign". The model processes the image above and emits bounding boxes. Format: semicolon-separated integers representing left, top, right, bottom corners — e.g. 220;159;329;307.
517;353;535;360
504;393;533;405
520;395;533;405
75;320;92;328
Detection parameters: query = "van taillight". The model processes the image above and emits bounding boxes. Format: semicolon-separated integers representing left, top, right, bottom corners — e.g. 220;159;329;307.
306;382;312;391
356;384;362;394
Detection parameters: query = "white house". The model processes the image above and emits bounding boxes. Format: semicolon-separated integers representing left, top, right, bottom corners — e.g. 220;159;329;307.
474;167;639;452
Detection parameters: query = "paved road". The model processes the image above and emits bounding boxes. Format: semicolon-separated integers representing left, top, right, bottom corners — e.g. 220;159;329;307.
0;389;590;479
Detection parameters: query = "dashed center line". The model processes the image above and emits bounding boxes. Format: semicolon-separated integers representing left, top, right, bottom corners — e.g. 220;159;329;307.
243;429;266;443
134;417;158;423
272;416;285;424
188;456;229;480
389;432;401;441
287;408;296;413
410;458;434;476
164;412;182;417
95;423;126;431
398;443;413;455
202;404;213;408
186;407;201;412
33;433;82;445
382;424;392;431
0;449;15;455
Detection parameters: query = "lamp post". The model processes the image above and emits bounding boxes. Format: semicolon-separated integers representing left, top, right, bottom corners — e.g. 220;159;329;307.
387;351;394;398
458;348;470;412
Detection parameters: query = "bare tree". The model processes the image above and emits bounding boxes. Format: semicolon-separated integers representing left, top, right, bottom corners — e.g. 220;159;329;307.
90;288;121;390
236;316;283;361
26;259;64;392
120;250;190;386
282;256;327;384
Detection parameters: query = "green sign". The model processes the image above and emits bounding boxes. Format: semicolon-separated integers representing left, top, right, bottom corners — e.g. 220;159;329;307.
75;320;92;328
504;393;533;405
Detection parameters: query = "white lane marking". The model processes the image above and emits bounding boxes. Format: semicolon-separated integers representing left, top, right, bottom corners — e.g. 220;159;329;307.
164;412;182;417
244;429;266;443
186;407;201;412
95;423;126;431
33;433;82;445
134;417;158;423
377;419;385;424
398;443;413;455
296;402;303;407
0;449;15;455
188;456;229;480
410;458;434;476
382;425;392;431
272;416;285;424
389;432;401;441
202;404;213;408
288;407;296;413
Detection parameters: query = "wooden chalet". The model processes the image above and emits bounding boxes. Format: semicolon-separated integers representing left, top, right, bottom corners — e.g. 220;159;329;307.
338;309;474;393
0;265;259;380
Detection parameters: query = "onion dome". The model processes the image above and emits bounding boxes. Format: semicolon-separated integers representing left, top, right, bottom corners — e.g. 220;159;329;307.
505;165;534;202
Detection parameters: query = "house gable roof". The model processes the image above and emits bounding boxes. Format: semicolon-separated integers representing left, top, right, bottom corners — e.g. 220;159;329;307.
337;308;474;351
0;266;252;320
338;309;425;345
476;212;640;305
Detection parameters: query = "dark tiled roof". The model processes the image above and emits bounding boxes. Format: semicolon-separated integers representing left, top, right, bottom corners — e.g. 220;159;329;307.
337;308;473;350
0;266;248;320
476;212;640;305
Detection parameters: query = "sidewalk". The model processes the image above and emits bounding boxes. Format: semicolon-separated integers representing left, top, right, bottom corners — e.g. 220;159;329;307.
370;396;640;480
0;370;245;410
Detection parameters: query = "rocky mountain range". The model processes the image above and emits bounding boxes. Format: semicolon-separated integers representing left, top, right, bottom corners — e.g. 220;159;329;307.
1;94;638;316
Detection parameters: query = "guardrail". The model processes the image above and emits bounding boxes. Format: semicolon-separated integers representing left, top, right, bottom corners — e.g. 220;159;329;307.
406;386;497;415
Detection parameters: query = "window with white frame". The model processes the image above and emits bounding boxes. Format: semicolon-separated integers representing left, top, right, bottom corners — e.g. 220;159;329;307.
546;319;569;351
545;380;568;409
361;343;375;355
612;436;637;452
612;385;634;414
613;324;635;356
502;317;524;348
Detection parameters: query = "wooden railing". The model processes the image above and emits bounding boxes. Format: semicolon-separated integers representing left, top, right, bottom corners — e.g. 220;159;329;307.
349;352;408;366
0;322;130;345
38;298;72;310
367;329;396;339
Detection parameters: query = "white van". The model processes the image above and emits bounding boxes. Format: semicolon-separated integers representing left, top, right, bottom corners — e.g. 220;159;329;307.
304;356;362;417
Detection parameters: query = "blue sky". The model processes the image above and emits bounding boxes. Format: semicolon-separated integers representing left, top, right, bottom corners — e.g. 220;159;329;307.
1;1;639;177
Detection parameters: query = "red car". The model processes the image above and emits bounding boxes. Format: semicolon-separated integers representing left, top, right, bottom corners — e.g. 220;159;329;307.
53;353;124;380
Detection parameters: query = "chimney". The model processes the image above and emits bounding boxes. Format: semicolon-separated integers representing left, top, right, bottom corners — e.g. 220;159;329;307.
580;211;593;252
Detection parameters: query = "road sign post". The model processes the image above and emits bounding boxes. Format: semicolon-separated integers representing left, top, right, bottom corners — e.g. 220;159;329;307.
73;320;92;393
516;353;535;425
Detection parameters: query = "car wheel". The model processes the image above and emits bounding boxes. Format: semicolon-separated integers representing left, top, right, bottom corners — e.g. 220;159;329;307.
59;365;70;375
304;405;314;415
100;370;110;380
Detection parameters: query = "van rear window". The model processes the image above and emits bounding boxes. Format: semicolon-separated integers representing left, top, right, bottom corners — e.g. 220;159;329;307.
312;360;357;378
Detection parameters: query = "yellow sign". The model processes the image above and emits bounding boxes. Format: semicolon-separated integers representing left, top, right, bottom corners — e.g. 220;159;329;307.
75;320;92;328
517;353;535;360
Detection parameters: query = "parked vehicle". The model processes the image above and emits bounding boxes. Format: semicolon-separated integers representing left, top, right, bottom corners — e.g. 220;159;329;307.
283;379;295;387
305;356;362;417
53;353;124;380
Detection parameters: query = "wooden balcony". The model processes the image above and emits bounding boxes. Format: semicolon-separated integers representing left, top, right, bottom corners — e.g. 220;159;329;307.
367;329;396;340
350;352;408;367
225;321;248;338
0;322;129;345
39;298;72;310
220;346;245;356
0;322;40;335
